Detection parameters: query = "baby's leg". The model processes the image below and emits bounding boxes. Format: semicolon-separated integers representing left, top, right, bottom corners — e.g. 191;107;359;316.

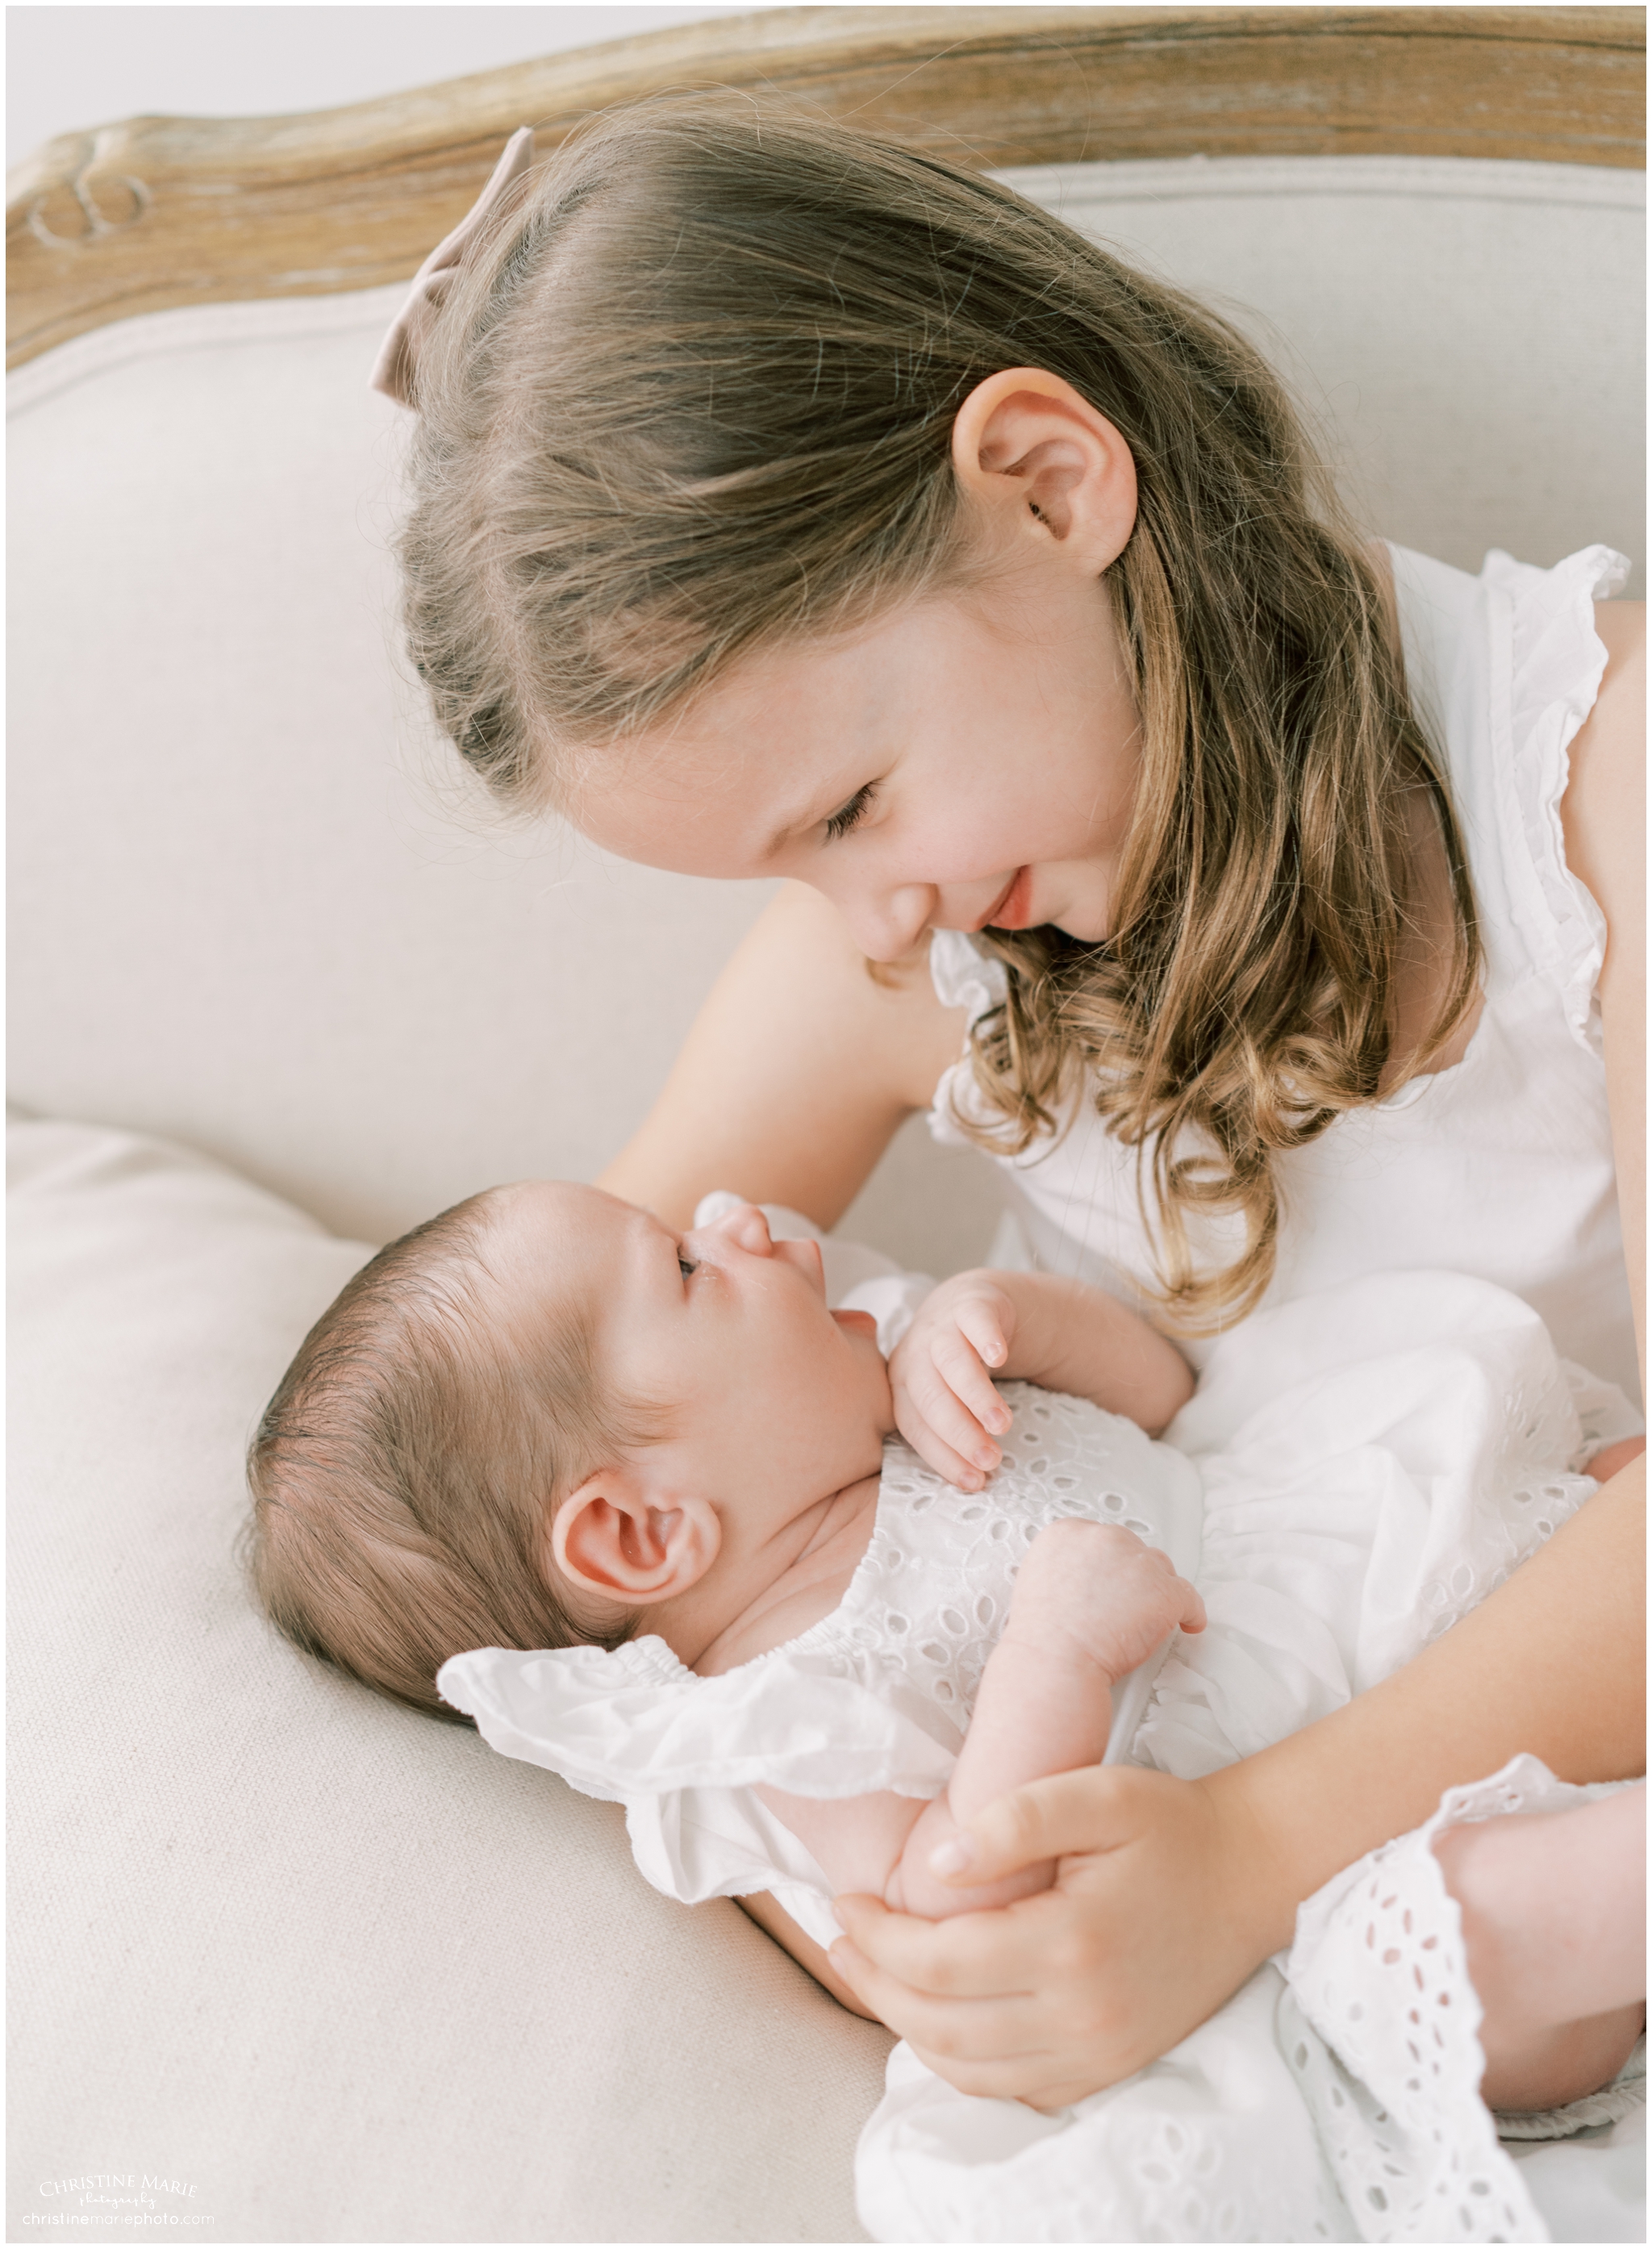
1430;1784;1646;2112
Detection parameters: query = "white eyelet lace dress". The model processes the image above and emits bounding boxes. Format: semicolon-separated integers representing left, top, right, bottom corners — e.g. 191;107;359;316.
440;1262;1642;2244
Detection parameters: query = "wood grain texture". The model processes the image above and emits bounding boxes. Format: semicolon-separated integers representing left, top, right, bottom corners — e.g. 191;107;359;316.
7;5;1645;368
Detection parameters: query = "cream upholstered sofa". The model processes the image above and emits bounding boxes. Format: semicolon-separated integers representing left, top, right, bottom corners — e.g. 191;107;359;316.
8;11;1645;2241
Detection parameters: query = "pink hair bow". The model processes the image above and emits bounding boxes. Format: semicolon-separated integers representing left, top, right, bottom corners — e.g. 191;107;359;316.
369;125;536;407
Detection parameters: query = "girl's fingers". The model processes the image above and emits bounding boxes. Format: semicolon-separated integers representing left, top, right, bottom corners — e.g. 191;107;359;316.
832;1972;1070;2098
828;1939;1041;2052
831;1913;1117;2102
934;1766;1141;1885
834;1771;1231;2104
833;1892;1045;2000
903;2042;1094;2108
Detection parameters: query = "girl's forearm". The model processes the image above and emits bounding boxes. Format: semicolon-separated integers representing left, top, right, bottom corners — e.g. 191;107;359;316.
1207;1462;1646;1960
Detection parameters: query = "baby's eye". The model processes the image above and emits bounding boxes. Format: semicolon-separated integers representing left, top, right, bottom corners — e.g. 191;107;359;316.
824;783;875;842
678;1254;698;1281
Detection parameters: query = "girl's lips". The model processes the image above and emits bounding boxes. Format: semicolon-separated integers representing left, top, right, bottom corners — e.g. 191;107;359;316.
980;866;1036;931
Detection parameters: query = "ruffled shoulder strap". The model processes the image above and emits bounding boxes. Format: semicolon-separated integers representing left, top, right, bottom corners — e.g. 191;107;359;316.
1483;543;1629;1046
437;1634;963;1805
1388;542;1629;1052
927;927;1008;1023
925;931;1013;1150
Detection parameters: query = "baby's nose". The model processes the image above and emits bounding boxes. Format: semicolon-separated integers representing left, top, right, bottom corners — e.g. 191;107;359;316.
707;1200;774;1256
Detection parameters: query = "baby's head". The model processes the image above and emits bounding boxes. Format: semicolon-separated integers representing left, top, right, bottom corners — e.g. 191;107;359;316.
246;1186;891;1718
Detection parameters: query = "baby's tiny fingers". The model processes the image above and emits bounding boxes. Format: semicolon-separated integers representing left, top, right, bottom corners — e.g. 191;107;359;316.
894;1400;994;1492
954;1298;1011;1375
907;1354;1003;1469
930;1334;1011;1439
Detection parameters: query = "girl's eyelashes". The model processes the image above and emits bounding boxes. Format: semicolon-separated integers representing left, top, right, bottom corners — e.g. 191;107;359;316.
823;782;876;842
678;1254;699;1282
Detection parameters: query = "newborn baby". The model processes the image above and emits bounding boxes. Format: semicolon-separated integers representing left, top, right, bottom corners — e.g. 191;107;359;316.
248;1183;1642;2243
250;1180;1207;1928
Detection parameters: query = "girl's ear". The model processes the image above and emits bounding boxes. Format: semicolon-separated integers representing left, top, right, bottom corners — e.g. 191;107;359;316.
552;1467;721;1606
950;368;1137;573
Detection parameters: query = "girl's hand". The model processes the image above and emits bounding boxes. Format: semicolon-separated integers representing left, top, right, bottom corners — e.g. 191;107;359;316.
1005;1521;1205;1685
889;1271;1021;1488
830;1468;1648;2104
830;1763;1278;2107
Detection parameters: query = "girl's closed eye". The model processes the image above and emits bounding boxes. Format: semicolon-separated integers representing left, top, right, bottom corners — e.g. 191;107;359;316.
824;783;876;842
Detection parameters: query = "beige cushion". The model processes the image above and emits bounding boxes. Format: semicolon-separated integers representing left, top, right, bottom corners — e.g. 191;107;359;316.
6;1115;891;2240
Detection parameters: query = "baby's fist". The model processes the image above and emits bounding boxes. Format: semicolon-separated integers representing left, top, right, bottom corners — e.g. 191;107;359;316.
1007;1520;1206;1683
890;1271;1020;1489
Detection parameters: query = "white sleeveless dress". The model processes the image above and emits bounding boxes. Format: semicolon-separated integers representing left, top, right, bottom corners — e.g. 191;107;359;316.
929;544;1639;1407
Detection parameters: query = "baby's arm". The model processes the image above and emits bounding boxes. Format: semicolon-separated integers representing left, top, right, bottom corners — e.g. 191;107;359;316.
891;1269;1194;1491
760;1523;1204;1924
888;1523;1205;1917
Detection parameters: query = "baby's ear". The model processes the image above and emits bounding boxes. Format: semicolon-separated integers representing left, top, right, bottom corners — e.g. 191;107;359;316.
552;1468;720;1605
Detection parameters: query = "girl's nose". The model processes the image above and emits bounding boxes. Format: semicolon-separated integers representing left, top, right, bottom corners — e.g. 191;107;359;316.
827;879;937;964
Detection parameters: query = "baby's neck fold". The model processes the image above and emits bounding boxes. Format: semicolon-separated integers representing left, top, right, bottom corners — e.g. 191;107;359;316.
678;1467;885;1677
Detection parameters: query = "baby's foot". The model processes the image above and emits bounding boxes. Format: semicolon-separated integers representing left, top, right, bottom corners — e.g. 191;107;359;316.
1431;1786;1646;2112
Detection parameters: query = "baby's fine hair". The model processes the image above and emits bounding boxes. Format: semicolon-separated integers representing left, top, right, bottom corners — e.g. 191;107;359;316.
244;1191;636;1721
398;97;1479;1330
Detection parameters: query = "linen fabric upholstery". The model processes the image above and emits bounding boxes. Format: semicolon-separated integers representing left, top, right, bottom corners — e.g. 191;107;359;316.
6;1114;891;2241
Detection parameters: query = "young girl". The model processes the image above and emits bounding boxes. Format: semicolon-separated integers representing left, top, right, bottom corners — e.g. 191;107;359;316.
248;1182;1638;2239
375;100;1644;2134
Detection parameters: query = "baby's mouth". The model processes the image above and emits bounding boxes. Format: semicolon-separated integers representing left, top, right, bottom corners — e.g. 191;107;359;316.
786;1237;826;1296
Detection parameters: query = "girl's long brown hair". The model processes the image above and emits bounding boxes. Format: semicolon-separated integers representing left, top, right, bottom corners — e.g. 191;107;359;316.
400;98;1479;1328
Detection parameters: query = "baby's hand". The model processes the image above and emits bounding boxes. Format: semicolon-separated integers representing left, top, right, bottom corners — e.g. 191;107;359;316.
1005;1520;1206;1684
889;1271;1020;1489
